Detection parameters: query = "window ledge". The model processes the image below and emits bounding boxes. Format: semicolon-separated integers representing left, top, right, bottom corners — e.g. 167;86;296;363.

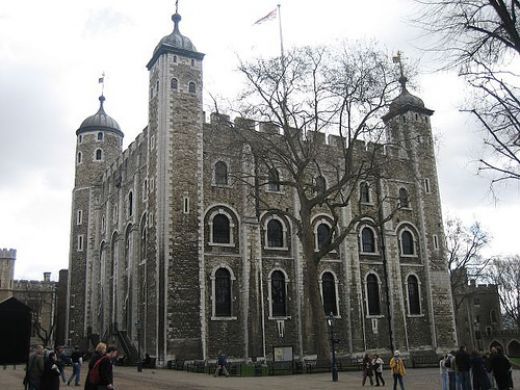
212;183;232;188
211;316;237;321
265;189;284;194
407;314;424;318
268;316;291;320
209;242;235;248
360;202;374;206
400;254;418;258
366;315;384;319
360;251;380;256
264;246;289;251
399;207;413;211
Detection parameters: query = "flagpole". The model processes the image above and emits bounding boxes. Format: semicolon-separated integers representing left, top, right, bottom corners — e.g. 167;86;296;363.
277;4;284;60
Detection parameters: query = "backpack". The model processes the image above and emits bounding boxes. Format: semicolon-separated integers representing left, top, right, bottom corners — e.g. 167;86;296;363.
88;357;107;385
444;357;451;369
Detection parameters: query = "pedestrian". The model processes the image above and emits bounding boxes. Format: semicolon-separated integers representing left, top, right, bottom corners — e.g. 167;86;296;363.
470;350;491;390
455;345;471;390
25;345;45;390
67;346;82;386
389;350;406;390
362;353;374;386
84;342;107;390
93;345;118;390
213;351;230;377
372;354;385;387
40;352;61;390
55;346;69;385
484;349;496;389
440;354;449;390
489;346;513;390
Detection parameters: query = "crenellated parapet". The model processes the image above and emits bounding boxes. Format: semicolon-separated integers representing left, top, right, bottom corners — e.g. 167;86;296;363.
0;248;16;260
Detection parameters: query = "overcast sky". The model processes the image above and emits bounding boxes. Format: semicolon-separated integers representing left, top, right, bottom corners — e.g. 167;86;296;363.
0;0;518;281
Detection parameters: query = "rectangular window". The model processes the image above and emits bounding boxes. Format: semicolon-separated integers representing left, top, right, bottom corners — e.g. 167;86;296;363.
143;179;148;200
77;235;84;251
76;210;83;225
423;178;431;193
150;135;156;150
433;234;439;250
183;195;190;214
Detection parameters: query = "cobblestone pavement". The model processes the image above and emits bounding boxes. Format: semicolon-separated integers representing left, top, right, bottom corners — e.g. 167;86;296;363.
1;365;519;389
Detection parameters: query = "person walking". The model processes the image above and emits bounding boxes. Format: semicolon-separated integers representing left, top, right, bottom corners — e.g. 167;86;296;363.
40;352;61;390
25;345;45;390
84;342;107;390
372;354;385;387
67;346;82;386
55;346;68;385
440;354;449;390
489;347;513;390
455;346;471;390
213;351;230;377
362;353;374;386
389;350;406;390
470;350;491;390
444;351;457;390
95;345;118;390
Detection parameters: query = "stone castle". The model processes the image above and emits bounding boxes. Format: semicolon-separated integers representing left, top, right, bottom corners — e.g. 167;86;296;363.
67;9;457;364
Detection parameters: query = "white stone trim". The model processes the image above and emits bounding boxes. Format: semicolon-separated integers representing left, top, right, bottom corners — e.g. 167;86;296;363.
363;271;383;317
267;268;290;319
207;208;236;246
404;272;423;316
210;265;236;320
212;159;231;187
398;227;418;257
263;214;288;250
312;215;336;252
359;225;379;255
318;269;341;318
359;181;373;205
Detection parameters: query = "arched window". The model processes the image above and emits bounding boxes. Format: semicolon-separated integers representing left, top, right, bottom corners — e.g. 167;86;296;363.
366;274;381;315
189;81;196;94
268;169;280;192
407;275;421;315
171;78;178;91
399;188;409;208
322;272;338;316
97;132;103;141
128;191;133;217
267;219;284;248
315;176;326;194
360;182;370;203
316;223;331;250
95;149;103;161
77;152;82;164
214;161;228;185
271;271;286;317
361;227;376;253
401;230;415;255
212;214;230;244
215;268;231;317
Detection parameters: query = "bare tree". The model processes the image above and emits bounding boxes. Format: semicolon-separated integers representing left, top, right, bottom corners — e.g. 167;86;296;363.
415;0;520;184
445;217;492;311
487;255;520;330
229;44;406;360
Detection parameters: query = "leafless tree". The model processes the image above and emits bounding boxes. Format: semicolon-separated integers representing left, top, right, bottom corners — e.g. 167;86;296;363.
415;0;520;184
229;44;406;360
445;217;492;311
486;255;520;330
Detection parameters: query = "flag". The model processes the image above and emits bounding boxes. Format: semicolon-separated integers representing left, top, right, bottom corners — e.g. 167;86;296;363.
254;8;277;25
98;76;104;84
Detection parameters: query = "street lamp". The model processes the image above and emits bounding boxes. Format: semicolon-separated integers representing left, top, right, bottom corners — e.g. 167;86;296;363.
327;312;339;382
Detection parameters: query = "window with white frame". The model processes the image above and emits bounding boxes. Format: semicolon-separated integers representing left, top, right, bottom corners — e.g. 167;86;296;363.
77;235;84;251
400;229;416;256
266;218;285;248
183;195;190;214
209;210;234;245
322;272;338;316
360;182;371;203
76;210;83;225
423;178;431;194
433;234;439;250
214;268;232;317
95;149;103;161
399;187;409;208
360;226;376;254
171;78;178;91
270;270;287;317
406;274;421;315
188;81;196;94
97;132;104;141
366;273;381;316
268;168;281;192
316;222;332;251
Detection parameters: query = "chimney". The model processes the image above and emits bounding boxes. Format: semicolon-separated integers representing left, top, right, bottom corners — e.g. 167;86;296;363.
43;272;51;282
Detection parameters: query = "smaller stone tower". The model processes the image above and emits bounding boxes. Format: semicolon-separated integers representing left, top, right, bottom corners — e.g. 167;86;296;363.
0;248;16;301
68;95;124;346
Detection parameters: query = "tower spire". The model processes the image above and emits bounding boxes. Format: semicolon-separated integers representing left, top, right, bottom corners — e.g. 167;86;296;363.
392;51;408;90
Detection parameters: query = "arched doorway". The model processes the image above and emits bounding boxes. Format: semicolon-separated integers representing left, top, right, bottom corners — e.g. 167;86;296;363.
489;340;504;352
507;339;520;357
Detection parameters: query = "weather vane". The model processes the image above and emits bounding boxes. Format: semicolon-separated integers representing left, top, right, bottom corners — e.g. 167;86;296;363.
98;72;106;97
175;0;179;13
392;51;405;79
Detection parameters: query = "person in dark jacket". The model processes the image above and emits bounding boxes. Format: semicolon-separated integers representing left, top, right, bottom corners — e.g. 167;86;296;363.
40;352;61;390
489;347;513;390
96;345;118;390
84;342;106;390
455;346;471;390
213;351;230;377
26;345;45;390
67;346;83;386
361;353;374;386
470;351;491;390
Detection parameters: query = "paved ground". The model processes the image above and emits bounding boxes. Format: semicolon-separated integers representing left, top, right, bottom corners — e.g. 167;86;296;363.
1;365;519;389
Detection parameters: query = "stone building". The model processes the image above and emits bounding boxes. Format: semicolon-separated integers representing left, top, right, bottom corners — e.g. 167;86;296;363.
0;248;67;346
66;9;457;364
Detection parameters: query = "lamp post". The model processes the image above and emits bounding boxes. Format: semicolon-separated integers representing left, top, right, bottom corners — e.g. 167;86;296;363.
327;312;339;382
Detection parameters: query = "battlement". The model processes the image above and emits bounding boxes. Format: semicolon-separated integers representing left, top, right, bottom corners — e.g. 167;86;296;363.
0;248;16;260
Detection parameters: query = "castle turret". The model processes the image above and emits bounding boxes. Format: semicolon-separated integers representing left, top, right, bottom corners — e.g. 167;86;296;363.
146;9;205;362
0;248;16;301
68;95;123;346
